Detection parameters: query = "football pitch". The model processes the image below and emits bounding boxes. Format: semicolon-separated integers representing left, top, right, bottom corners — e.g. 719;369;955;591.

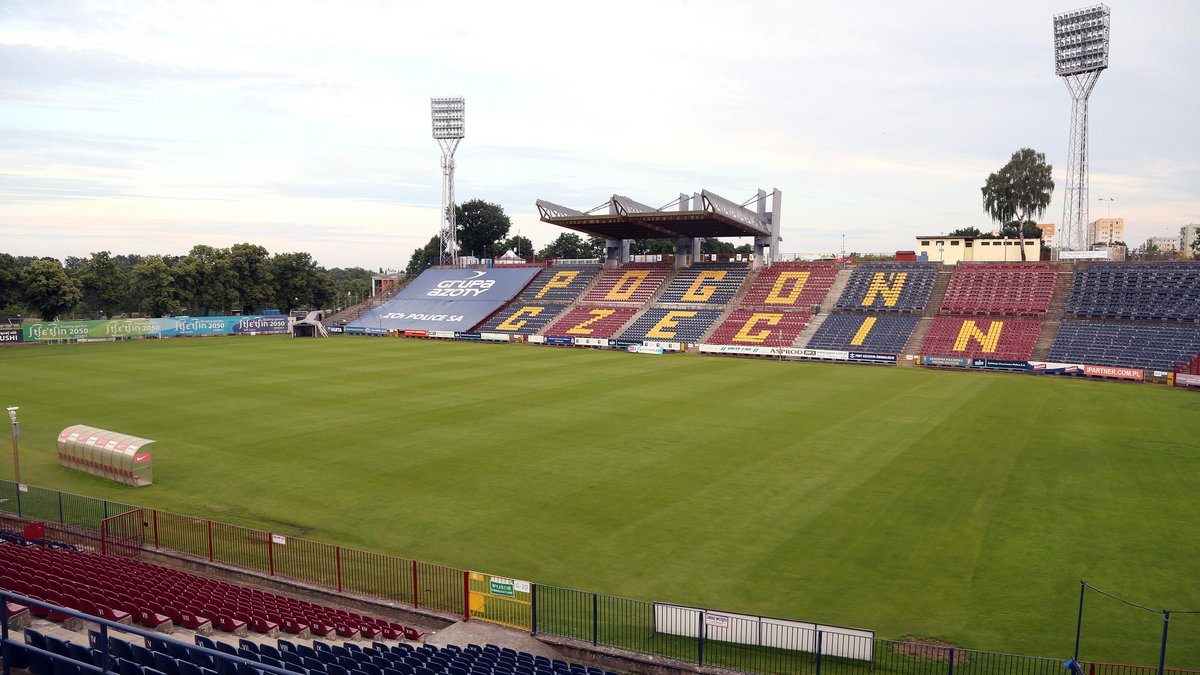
2;336;1198;666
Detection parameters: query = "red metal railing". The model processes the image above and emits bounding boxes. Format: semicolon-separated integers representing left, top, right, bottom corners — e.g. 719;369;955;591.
103;507;470;620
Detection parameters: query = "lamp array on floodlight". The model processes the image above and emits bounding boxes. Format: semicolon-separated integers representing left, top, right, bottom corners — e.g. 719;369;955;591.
431;97;465;140
1053;5;1110;76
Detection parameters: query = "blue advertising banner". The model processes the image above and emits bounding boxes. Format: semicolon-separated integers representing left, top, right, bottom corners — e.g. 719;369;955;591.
545;336;574;346
326;325;344;334
920;355;970;368
350;268;540;332
456;332;482;340
970;359;1030;371
21;316;288;341
849;352;897;364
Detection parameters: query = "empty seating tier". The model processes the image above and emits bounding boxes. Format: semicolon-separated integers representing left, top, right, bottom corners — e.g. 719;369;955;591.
1048;321;1200;371
581;264;671;304
476;304;567;335
542;306;639;339
805;314;920;354
706;310;813;346
835;263;938;313
741;262;839;308
918;317;1043;361
13;629;618;675
657;263;749;305
517;265;601;303
939;263;1057;316
0;542;417;640
1066;263;1200;321
618;308;723;344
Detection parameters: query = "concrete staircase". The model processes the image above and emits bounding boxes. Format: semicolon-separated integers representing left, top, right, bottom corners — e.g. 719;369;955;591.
896;267;953;362
1028;262;1076;361
792;313;829;348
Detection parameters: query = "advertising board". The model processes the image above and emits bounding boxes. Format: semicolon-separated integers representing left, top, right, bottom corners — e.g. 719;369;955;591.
1084;365;1144;381
1176;373;1200;387
849;352;896;364
970;359;1029;371
0;328;22;343
652;602;873;662
545;336;573;346
1028;361;1084;374
350;268;540;332
920;355;970;368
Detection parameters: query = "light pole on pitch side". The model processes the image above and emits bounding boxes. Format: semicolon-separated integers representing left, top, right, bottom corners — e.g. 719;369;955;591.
6;406;19;485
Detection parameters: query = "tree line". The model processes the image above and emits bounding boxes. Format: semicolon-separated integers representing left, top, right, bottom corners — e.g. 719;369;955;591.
0;245;375;322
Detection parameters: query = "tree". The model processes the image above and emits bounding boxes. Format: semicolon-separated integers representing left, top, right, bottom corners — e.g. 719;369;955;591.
0;253;21;314
628;238;675;255
131;256;181;317
268;252;336;314
947;226;986;238
496;235;534;258
405;235;441;279
701;238;735;255
538;233;602;259
456;199;511;259
21;259;81;321
981;148;1054;261
174;245;239;315
324;266;373;305
228;243;275;315
75;251;128;318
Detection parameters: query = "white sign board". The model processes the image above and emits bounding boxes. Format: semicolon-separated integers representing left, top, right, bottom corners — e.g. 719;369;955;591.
652;602;873;662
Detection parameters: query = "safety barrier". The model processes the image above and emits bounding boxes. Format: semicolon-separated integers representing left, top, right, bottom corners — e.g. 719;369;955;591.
0;480;1184;675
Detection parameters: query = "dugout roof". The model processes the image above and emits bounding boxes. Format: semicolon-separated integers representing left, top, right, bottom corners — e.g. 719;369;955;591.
536;191;773;241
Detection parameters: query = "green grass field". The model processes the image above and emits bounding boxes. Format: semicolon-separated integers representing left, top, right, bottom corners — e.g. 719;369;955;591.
2;336;1199;667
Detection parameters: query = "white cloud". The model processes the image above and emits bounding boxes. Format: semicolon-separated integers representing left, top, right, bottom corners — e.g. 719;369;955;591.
1;0;1198;267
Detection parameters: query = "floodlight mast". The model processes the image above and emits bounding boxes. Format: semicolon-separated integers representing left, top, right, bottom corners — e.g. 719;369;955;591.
431;97;465;266
1053;4;1110;252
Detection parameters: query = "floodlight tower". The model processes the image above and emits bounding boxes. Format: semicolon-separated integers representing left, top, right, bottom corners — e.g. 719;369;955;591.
1053;4;1110;251
431;97;465;266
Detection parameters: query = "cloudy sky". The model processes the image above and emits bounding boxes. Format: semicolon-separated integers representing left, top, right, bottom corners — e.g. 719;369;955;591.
2;0;1197;270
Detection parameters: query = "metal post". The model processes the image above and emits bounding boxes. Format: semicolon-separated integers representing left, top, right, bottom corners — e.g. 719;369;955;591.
1074;581;1086;661
1;598;9;675
412;560;419;608
268;535;275;576
57;491;63;524
99;623;110;675
697;611;705;666
152;510;159;549
462;571;470;622
592;593;598;646
335;547;343;592
206;520;213;562
1157;611;1170;675
100;519;107;556
530;584;538;636
815;630;823;675
947;647;955;675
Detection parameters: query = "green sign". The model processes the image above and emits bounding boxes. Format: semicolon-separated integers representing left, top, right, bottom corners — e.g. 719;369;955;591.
489;577;515;597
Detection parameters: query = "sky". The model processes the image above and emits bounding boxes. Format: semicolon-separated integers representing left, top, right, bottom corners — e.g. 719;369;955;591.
2;0;1198;271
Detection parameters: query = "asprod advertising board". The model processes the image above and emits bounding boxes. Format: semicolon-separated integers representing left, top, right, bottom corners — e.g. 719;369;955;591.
350;268;541;332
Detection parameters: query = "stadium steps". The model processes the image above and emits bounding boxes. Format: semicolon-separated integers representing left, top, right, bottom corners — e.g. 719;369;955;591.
727;266;760;307
648;267;682;304
899;316;934;360
324;283;408;327
1027;262;1076;361
792;312;829;348
922;267;953;318
820;267;854;313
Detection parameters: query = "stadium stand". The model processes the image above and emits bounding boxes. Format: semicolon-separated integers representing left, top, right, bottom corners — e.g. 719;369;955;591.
741;262;839;308
918;317;1043;360
517;266;601;303
476;304;567;335
0;541;420;641
1065;262;1200;321
6;626;621;675
580;264;671;304
657;263;749;305
834;263;938;313
706;310;813;346
1048;321;1200;371
542;306;639;339
939;263;1057;316
618;308;723;344
804;314;920;354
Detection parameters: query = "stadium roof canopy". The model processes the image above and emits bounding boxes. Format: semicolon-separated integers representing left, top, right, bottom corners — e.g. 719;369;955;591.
536;191;773;241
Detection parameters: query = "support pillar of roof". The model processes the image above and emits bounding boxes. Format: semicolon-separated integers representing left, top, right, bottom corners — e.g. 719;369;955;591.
605;239;629;268
753;188;783;268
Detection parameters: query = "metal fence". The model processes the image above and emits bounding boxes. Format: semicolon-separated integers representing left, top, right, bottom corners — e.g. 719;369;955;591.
0;480;1183;675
